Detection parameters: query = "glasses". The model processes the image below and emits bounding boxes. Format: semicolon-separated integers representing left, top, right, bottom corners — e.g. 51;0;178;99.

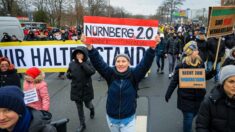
0;63;9;67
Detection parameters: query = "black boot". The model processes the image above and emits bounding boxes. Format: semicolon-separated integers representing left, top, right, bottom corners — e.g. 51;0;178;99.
90;108;95;119
76;124;86;132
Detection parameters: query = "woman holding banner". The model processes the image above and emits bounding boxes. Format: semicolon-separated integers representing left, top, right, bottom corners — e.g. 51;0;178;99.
81;34;160;132
165;41;215;132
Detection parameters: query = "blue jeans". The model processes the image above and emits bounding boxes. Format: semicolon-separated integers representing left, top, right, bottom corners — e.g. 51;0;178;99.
168;54;177;74
207;61;220;81
182;111;197;132
156;55;165;71
106;115;136;132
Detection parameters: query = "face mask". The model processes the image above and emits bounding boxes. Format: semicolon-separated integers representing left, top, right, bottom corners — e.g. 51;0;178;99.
72;36;78;40
55;35;61;40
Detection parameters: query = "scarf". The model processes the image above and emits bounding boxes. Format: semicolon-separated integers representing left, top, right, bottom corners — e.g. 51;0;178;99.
12;108;31;132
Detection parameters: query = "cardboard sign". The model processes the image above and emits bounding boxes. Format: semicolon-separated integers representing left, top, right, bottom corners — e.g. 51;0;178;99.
179;69;206;89
84;16;158;47
207;6;235;38
24;88;39;104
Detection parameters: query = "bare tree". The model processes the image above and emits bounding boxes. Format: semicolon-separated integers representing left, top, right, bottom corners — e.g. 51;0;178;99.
75;0;85;25
1;0;16;15
86;0;107;16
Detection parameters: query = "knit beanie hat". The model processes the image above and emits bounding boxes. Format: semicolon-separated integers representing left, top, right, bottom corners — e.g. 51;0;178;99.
0;86;26;115
26;67;41;79
183;41;198;56
219;65;235;84
115;54;130;62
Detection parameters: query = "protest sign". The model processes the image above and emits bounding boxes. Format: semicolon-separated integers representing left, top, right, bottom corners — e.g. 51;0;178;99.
84;16;158;47
24;88;39;104
207;6;235;38
179;69;206;88
0;40;147;72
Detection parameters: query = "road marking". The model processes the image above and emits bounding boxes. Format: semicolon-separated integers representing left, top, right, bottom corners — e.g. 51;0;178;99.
136;115;147;132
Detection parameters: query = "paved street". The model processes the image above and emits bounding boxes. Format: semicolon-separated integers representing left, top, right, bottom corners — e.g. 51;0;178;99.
47;59;216;132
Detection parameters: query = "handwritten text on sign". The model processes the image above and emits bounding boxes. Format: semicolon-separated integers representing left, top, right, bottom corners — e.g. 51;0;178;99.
24;88;39;104
179;69;206;89
84;16;158;47
207;6;235;38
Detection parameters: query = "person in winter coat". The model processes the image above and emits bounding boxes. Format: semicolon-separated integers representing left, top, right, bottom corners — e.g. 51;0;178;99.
155;33;166;74
165;33;183;78
24;30;39;41
195;32;208;62
221;47;235;67
165;41;215;132
66;46;95;132
0;86;56;132
1;33;12;42
23;67;50;112
196;65;235;132
207;37;225;82
81;34;160;132
0;57;20;88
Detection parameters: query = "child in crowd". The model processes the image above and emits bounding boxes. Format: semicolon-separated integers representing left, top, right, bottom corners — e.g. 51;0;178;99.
23;67;50;111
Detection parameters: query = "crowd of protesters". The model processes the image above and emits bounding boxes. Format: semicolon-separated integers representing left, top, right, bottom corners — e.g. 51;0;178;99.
0;21;235;132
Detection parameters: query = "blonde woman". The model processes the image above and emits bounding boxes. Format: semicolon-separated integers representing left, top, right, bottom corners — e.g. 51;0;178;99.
165;41;215;132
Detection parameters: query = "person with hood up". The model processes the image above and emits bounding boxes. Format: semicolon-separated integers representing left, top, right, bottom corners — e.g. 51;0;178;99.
196;65;235;132
23;67;50;112
222;47;235;67
81;34;160;132
66;46;95;132
0;57;20;88
0;86;57;132
165;41;215;132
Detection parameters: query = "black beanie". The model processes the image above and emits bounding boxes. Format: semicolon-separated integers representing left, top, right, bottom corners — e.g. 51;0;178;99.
0;86;26;115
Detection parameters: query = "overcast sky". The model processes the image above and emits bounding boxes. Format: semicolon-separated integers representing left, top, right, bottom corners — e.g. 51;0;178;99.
110;0;221;15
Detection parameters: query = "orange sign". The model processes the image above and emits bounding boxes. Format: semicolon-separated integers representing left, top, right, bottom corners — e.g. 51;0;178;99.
179;69;206;88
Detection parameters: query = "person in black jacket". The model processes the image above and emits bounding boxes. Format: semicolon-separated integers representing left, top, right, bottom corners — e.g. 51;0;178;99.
196;65;235;132
207;37;225;82
165;41;215;132
81;34;160;132
0;86;57;132
165;33;183;78
155;33;166;74
1;32;12;42
221;47;235;67
24;30;39;41
195;32;208;62
66;46;95;132
0;57;20;88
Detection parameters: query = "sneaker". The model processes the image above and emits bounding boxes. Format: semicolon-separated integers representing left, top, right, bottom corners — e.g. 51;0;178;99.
90;108;95;119
160;70;164;74
157;68;160;73
76;124;86;132
169;73;172;78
